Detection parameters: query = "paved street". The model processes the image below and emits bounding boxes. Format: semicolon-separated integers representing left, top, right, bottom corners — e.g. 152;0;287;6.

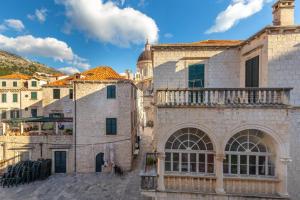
0;128;154;200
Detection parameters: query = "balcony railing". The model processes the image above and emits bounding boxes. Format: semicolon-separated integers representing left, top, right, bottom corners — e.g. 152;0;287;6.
156;88;292;107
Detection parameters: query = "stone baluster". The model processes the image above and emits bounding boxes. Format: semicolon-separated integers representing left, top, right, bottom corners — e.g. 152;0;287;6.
258;90;262;104
185;90;189;105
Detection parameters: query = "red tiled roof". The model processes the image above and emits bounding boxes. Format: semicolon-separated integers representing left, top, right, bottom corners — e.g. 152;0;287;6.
153;40;243;47
0;73;32;80
45;66;125;87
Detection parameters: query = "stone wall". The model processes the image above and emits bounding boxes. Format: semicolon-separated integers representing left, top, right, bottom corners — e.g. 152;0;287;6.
153;48;240;90
0;135;74;174
74;81;137;172
42;86;73;118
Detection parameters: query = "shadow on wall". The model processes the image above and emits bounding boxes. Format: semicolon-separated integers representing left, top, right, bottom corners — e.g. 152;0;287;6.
153;49;240;89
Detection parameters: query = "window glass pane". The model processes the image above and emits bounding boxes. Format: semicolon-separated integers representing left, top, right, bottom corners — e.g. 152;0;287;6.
268;157;275;176
53;89;60;99
13;81;17;87
2;81;6;87
223;155;229;174
258;156;266;175
173;153;179;171
165;152;171;161
231;155;238;174
107;85;116;99
181;153;188;172
69;89;73;99
165;162;171;171
32;81;37;87
190;153;197;172
31;92;37;100
106;118;117;135
249;155;256;175
2;94;7;102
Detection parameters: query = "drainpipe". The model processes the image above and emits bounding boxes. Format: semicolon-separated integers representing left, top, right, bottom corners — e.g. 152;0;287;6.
74;83;77;173
39;142;43;158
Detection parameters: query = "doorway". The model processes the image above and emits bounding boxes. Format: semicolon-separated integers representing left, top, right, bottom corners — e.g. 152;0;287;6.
95;153;104;172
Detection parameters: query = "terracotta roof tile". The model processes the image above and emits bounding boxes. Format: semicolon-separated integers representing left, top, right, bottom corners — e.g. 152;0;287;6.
45;66;125;87
0;73;32;80
153;40;243;47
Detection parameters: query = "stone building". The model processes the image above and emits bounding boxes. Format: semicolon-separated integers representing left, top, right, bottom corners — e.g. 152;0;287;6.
0;74;44;132
136;41;155;127
74;67;138;173
0;66;138;175
140;0;300;199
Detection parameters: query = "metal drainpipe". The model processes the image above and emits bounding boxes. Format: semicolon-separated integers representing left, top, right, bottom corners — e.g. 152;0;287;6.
74;83;77;173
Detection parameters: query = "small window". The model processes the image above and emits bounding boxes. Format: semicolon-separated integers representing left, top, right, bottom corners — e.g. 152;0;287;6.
13;94;18;103
1;94;7;103
188;64;205;88
31;81;37;87
106;118;117;135
1;110;7;119
10;110;20;119
107;85;116;99
53;89;61;99
2;81;6;87
31;108;38;117
13;81;17;87
31;92;37;100
69;89;73;99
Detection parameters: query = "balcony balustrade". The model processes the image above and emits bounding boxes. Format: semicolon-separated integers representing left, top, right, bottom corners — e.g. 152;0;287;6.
156;88;292;107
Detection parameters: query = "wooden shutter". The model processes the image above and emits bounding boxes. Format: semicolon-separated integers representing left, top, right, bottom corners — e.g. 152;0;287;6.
245;56;259;87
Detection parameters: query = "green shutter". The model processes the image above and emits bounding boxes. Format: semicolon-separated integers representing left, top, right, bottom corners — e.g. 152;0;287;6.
106;118;117;135
13;94;18;102
31;92;37;100
2;81;6;87
2;94;6;102
32;81;37;87
188;64;205;88
53;89;60;99
13;81;17;87
107;85;116;99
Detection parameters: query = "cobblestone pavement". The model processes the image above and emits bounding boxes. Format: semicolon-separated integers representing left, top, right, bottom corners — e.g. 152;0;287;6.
0;128;154;200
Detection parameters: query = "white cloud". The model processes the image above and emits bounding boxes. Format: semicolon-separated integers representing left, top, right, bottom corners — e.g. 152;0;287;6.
206;0;272;34
56;0;159;47
164;33;173;38
28;8;48;23
0;34;89;69
2;19;25;32
59;66;80;74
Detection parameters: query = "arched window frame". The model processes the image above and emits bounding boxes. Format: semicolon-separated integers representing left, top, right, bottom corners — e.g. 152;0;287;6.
165;128;215;175
224;129;275;177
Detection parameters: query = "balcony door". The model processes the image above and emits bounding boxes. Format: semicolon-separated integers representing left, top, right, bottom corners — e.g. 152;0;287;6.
54;151;67;173
188;64;205;88
245;56;259;87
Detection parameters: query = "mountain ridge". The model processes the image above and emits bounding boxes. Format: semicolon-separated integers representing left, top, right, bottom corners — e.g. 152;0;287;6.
0;50;62;76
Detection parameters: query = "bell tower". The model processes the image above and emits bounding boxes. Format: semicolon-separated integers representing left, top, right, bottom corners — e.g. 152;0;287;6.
272;0;295;26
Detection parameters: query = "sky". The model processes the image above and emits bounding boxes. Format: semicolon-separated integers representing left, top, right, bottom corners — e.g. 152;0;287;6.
0;0;299;74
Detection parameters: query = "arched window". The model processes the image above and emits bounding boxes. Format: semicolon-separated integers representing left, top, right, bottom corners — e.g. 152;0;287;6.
224;129;275;177
165;128;214;174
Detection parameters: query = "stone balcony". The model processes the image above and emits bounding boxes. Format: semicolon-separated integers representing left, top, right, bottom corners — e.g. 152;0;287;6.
155;88;292;108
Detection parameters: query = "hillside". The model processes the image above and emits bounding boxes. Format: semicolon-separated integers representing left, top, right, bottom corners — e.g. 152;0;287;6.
0;50;61;76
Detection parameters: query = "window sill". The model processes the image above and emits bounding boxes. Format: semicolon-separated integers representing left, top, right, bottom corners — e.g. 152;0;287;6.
164;172;216;179
224;175;279;182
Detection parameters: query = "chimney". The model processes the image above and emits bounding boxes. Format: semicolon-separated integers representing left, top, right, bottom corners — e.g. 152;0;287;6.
272;0;295;26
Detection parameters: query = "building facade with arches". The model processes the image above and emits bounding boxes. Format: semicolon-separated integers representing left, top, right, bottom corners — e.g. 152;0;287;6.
140;1;300;199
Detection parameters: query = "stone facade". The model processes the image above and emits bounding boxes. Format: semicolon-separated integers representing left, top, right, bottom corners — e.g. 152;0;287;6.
74;81;138;172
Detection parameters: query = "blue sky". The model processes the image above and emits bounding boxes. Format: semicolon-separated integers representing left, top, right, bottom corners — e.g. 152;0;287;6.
0;0;299;74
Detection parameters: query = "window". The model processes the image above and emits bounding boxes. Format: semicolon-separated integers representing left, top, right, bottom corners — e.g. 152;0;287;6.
31;81;37;87
106;118;117;135
10;110;20;119
245;56;259;87
107;85;116;99
13;94;18;103
188;64;205;88
31;92;37;100
49;113;64;118
53;89;60;99
2;81;6;87
69;89;73;99
224;129;275;177
13;81;17;87
165;128;214;174
1;110;7;119
1;94;7;103
31;108;38;117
